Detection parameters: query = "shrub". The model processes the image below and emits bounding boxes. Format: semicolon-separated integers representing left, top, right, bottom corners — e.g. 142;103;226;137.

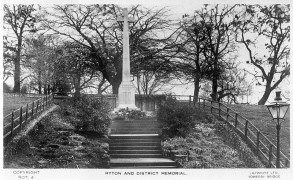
53;79;71;96
3;82;12;93
214;121;265;168
62;95;111;135
157;97;195;138
162;123;248;168
115;108;146;120
20;85;28;94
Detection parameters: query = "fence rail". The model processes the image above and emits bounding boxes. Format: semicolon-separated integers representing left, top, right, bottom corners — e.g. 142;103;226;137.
3;94;54;146
198;97;290;168
4;93;47;98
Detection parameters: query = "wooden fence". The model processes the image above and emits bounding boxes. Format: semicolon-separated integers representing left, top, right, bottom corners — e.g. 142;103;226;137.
198;97;290;168
3;94;54;146
4;93;47;98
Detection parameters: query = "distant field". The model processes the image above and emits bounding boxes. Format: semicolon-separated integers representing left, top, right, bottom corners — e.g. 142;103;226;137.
3;96;39;117
226;104;290;158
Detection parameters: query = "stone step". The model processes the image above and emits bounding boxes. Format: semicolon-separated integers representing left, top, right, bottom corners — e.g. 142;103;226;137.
110;142;161;146
110;158;178;167
110;146;161;150
112;120;158;123
109;135;160;139
111;131;159;134
111;128;159;132
111;154;163;158
111;123;159;126
109;119;177;168
110;150;162;154
110;138;161;143
111;125;159;128
111;127;159;129
111;122;159;125
111;126;159;130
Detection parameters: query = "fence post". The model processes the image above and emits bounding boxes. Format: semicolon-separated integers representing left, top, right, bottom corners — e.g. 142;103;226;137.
285;159;289;167
46;95;48;107
41;97;44;110
203;99;205;111
43;97;45;110
218;103;221;116
245;120;249;140
226;108;229;121
50;92;54;105
189;95;191;108
211;101;213;113
49;94;52;105
235;113;238;128
11;112;14;137
19;107;23;130
256;131;260;155
198;98;200;108
32;101;34;117
36;100;39;115
26;104;28;123
268;144;273;168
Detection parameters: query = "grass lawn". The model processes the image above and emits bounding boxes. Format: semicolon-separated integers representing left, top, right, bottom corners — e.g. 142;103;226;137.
227;104;290;158
3;96;40;125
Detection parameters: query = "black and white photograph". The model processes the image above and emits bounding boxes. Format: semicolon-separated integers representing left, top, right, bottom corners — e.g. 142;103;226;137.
1;0;292;179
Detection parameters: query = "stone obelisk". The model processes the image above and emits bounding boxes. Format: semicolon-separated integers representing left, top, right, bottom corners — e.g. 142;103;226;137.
116;8;138;110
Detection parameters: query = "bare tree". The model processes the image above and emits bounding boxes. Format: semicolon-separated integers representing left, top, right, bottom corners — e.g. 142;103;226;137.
3;36;14;82
235;4;290;105
24;34;56;94
41;5;177;94
54;42;99;99
4;5;37;93
217;63;252;103
135;69;175;95
175;5;237;102
176;14;208;102
197;4;237;101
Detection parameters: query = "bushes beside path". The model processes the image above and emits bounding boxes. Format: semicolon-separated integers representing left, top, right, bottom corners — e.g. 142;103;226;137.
158;97;264;168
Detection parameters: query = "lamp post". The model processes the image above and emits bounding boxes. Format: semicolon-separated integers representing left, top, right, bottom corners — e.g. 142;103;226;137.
266;91;289;168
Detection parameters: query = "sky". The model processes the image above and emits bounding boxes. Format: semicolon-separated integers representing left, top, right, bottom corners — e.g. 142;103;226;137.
1;0;291;105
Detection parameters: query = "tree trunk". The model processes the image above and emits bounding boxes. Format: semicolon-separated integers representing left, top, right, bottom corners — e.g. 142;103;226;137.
137;72;141;95
258;86;272;105
98;77;107;95
111;80;121;95
211;76;218;101
74;76;81;100
38;82;42;94
38;70;42;94
43;85;47;95
48;84;51;95
193;73;200;103
13;53;21;93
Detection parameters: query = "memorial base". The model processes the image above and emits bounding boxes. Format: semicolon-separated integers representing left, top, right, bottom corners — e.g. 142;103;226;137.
114;81;139;111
